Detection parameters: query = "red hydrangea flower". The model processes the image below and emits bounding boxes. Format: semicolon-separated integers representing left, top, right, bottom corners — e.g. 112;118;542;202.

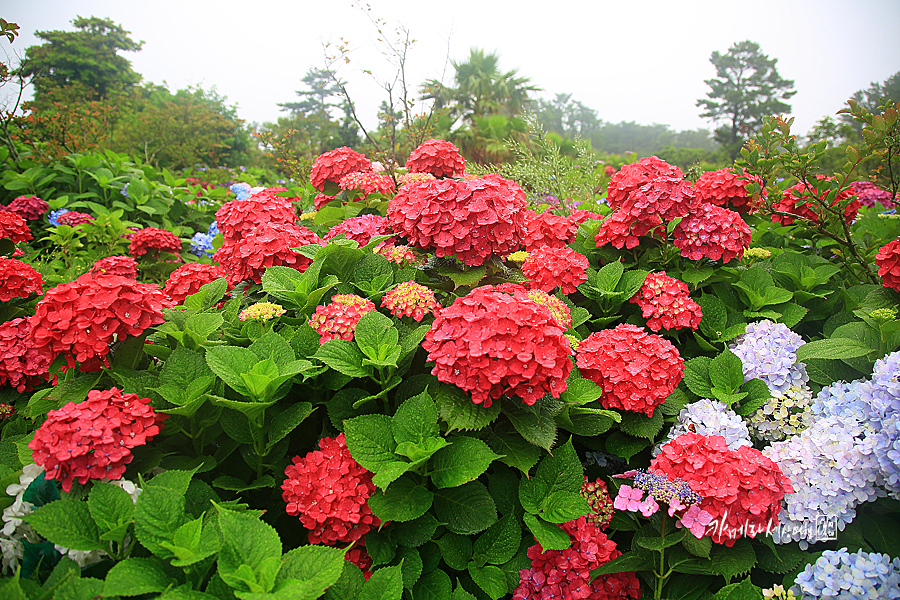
422;284;573;407
772;176;860;225
129;227;183;258
345;544;373;581
308;294;376;343
694;169;760;213
89;256;138;279
4;196;49;221
216;188;298;243
594;209;662;250
324;214;393;247
215;222;322;286
630;271;702;332
569;209;604;224
518;209;579;250
607;155;683;212
29;274;167;370
582;476;615;530
373;242;425;267
381;281;439;321
55;211;94;226
29;387;166;493
0;317;51;392
850;180;896;210
339;171;396;199
314;193;337;210
163;263;228;305
576;323;683;417
673;203;751;263
525;289;571;330
619;177;699;223
522;246;589;295
0;257;43;301
281;433;381;546
0;211;32;242
513;515;641;600
405;138;465;178
650;433;794;546
310;147;373;192
876;235;900;292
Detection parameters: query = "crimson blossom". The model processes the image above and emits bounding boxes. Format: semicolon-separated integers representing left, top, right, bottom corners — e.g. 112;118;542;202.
772;176;860;226
422;284;573;407
281;433;381;546
28;274;167;371
522;246;589;295
607;155;684;210
876;234;900;292
0;211;32;242
216;188;297;243
128;227;183;258
0;257;42;301
29;387;166;493
650;432;794;546
694;168;760;213
310;147;373;192
672;203;751;263
308;294;376;343
338;171;396;199
55;211;94;226
214;222;322;286
576;323;683;417
518;209;579;250
163;263;227;305
405;138;465;178
89;256;138;279
0;317;51;393
323;214;393;247
630;271;702;332
4;195;49;220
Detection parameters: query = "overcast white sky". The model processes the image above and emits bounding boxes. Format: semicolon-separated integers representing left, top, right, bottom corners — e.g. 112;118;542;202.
2;0;899;138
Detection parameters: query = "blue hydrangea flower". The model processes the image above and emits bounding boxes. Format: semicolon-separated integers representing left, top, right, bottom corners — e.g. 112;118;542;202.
792;548;900;599
121;183;129;199
657;398;752;452
190;232;214;258
47;208;69;226
730;320;808;394
229;182;252;202
207;221;219;238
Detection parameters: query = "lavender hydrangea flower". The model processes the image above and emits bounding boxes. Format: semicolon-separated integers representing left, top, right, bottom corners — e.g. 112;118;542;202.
730;320;808;394
792;548;900;599
207;220;219;238
190;232;214;258
657;398;752;452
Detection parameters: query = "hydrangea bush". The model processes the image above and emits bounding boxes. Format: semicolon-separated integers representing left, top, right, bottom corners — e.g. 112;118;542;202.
0;117;899;600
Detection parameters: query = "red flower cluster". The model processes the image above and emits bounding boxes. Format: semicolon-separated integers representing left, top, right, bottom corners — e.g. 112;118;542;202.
422;284;573;407
0;318;51;393
281;433;381;546
216;188;298;244
29;274;167;370
308;294;376;343
673;203;751;263
518;209;579;250
128;227;183;258
522;246;589;294
0;211;32;242
345;544;373;581
569;209;604;224
29;388;166;493
513;516;641;600
607;156;683;210
876;235;900;292
310;147;373;192
313;193;337;210
387;174;526;266
694;169;759;213
772;176;860;225
373;242;425;267
650;433;793;546
381;281;439;321
163;263;227;305
55;211;94;226
324;214;393;247
215;222;322;286
582;477;615;530
339;171;396;199
576;324;683;417
850;180;896;210
4;196;49;220
405;138;465;178
630;271;702;332
594;209;661;250
0;257;43;301
89;256;138;279
526;289;571;330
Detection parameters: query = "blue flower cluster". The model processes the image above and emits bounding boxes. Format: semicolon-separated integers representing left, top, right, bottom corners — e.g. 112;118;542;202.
229;182;252;202
631;469;701;506
657;398;752;451
190;221;220;258
792;548;900;599
121;183;129;199
47;208;69;226
730;320;809;394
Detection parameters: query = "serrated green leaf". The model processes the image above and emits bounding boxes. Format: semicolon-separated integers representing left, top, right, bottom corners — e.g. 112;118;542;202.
355;311;401;368
360;564;403;600
430;437;500;489
796;337;874;361
278;544;346;597
619;411;664;440
710;350;745;395
709;538;756;583
343;414;398;473
777;302;808;328
592;261;624;291
522;514;569;551
411;568;451;600
370;461;413;490
589;551;654;577
433;482;497;535
710;578;765;600
560;377;603;405
437;264;487;289
205;345;257;396
27;499;103;551
485;425;540;474
635;529;686;551
682;531;712;558
392;392;438;446
53;577;106;600
103;557;171;596
504;400;558;452
467;563;506;599
659;388;690;416
267;402;315;452
434;384;500;432
682;266;715;287
616;269;649;298
861;513;900;557
397;546;422;590
216;503;283;594
315;340;373;378
435;533;473;571
734;379;770;416
753;537;806;574
539;491;590;524
605;431;650;461
535;437;583;494
683;357;713;398
473;514;521;567
367;477;433;523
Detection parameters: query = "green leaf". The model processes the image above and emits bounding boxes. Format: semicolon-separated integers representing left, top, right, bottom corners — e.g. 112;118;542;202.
709;350;745;395
315;340;373;378
53;577;106;600
683;357;713;398
370;461;413;490
593;261;624;291
659;388;691;416
466;563;506;599
605;431;650;461
135;488;189;559
433;482;498;535
360;564;403;600
411;568;451;600
504;400;559;452
184;277;228;310
205;346;258;396
88;482;134;541
430;437;500;489
324;560;365;600
588;551;654;577
343;414;398;473
392;513;441;548
777;302;808;328
861;513;900;557
710;578;765;600
355;310;401;368
535;437;583;494
437;264;487;289
698;294;728;340
103;557;171;596
560;377;603;405
682;266;715;287
435;533;473;571
636;529;686;551
473;514;521;567
734;379;770;416
556;405;620;436
619;411;664;440
397;546;422;590
392;392;438;446
434;384;500;433
27;499;103;551
796;338;874;361
278;544;346;597
367;477;433;523
616;269;649;299
216;504;283;594
709;538;757;583
522;513;569;551
266;402;315;452
682;531;713;558
485;425;540;474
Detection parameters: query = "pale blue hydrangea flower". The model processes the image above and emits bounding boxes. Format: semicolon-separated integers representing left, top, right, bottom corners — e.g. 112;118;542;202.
190;232;214;258
792;548;900;599
730;320;808;394
229;182;252;202
207;221;219;238
657;398;752;452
